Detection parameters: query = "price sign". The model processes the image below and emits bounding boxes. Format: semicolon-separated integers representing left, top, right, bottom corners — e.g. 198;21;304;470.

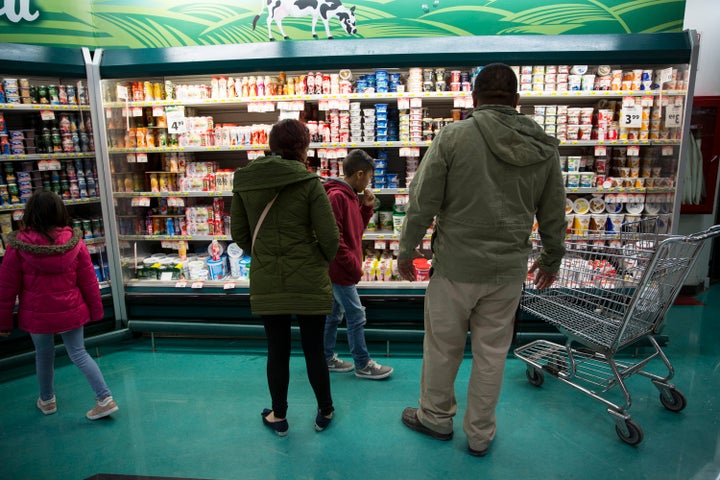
279;110;300;121
152;106;165;117
191;281;204;289
40;110;55;121
166;106;187;134
12;210;24;221
374;240;387;250
223;282;236;290
662;146;674;156
627;145;641;156
160;272;174;281
660;67;673;84
594;146;607;157
175;281;187;288
621;105;642;128
132;107;143;117
116;85;129;100
136;153;148;163
665;105;683;128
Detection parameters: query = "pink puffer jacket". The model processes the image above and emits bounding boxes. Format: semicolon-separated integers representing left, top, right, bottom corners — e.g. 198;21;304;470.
0;227;103;334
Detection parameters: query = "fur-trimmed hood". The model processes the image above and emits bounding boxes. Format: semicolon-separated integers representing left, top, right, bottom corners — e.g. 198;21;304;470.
6;227;83;274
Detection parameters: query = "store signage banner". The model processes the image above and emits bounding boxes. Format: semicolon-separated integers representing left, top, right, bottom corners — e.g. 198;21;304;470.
0;0;687;49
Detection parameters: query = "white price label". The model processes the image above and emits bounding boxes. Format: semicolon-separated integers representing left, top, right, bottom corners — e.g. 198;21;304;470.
662;146;674;156
166;106;187;134
116;85;129;100
191;281;204;289
175;281;187;288
374;240;387;250
152;106;165;117
132;107;143;117
279;110;300;121
627;145;641;156
223;282;236;290
136;153;148;163
594;146;607;156
660;67;674;84
389;240;400;251
453;97;465;108
40;110;55;121
665;105;683;128
397;98;410;109
160;272;174;281
621;105;642;128
12;210;24;221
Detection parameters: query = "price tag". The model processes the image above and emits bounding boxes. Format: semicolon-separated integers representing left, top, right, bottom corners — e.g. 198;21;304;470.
223;282;236;290
105;108;113;119
662;146;674;156
410;97;423;108
665;105;683;128
627;145;641;156
397;98;410;109
152;106;165;117
136;153;148;163
279;110;300;120
660;67;673;84
191;281;204;289
621;105;642;128
12;210;24;221
389;240;400;251
594;146;607;156
132;107;143;117
160;272;174;281
453;97;465;108
175;281;187;288
40;110;55;121
116;85;129;100
166;106;187;134
374;240;387;250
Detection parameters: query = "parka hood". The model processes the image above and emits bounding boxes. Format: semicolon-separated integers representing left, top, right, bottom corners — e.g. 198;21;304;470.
233;155;319;192
324;178;357;199
7;227;82;274
471;105;560;167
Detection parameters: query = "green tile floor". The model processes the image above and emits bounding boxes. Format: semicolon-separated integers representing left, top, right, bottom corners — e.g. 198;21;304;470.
1;284;719;480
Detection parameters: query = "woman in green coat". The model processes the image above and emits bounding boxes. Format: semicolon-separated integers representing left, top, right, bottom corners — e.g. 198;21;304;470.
231;119;339;436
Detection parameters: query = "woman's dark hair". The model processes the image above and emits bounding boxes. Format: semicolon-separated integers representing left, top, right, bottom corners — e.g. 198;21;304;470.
22;189;71;244
269;119;311;163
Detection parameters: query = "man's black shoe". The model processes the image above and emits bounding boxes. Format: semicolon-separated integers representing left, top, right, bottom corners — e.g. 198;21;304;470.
401;407;453;441
468;445;489;457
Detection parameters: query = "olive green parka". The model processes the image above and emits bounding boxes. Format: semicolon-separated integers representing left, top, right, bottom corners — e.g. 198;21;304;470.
231;155;339;316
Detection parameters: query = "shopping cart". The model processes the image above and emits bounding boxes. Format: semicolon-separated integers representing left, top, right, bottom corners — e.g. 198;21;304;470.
514;219;720;445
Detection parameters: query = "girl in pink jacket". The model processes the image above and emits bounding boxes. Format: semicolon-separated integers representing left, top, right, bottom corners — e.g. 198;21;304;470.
0;190;118;420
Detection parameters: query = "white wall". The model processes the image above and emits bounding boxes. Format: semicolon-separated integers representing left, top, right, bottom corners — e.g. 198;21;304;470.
684;0;720;96
678;0;720;286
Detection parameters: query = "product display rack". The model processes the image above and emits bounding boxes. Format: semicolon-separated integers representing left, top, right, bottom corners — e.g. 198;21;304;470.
0;45;118;355
83;32;698;327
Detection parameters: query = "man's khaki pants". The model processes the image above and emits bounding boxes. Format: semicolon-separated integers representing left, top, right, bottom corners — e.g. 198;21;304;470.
416;272;522;452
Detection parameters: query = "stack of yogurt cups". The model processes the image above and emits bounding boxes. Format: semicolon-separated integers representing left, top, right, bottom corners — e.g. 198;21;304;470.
362;107;375;142
350;102;363;143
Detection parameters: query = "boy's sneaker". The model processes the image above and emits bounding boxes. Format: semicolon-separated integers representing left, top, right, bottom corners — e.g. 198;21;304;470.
355;359;393;380
86;396;119;420
327;354;354;373
37;396;57;415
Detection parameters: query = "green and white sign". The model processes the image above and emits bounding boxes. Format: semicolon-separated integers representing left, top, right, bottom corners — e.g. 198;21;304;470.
0;0;687;49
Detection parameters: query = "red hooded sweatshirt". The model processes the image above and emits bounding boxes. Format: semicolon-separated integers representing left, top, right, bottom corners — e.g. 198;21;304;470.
324;179;374;285
0;227;103;334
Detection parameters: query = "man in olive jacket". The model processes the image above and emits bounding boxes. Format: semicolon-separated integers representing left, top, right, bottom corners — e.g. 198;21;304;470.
398;64;566;456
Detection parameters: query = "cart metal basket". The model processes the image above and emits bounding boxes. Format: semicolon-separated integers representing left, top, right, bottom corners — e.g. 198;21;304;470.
514;219;720;445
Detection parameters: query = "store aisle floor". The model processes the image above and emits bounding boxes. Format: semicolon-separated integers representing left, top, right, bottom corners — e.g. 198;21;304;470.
1;284;719;480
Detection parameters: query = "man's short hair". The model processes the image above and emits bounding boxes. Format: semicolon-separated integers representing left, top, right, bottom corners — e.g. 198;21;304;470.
473;63;518;102
343;149;374;176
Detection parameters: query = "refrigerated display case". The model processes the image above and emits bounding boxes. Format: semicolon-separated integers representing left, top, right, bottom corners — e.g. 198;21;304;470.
0;44;117;356
88;32;698;331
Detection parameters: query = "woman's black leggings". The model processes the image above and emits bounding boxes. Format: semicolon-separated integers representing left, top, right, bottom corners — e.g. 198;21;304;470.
262;314;334;418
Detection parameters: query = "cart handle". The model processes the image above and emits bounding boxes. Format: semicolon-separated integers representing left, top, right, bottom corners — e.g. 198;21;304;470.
686;224;720;241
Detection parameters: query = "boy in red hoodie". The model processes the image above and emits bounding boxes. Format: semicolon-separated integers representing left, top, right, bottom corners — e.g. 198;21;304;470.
324;150;393;379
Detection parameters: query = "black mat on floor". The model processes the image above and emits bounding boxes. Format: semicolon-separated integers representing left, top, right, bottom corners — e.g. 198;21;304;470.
85;475;212;480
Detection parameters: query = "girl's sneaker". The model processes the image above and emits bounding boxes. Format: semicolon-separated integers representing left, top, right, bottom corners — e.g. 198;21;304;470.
86;396;119;420
37;396;57;415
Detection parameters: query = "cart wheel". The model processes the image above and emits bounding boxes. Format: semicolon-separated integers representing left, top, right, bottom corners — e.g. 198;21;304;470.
615;419;643;446
526;366;544;387
659;388;686;412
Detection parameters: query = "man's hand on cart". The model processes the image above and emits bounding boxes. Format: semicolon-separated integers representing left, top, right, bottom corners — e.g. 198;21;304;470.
528;260;557;290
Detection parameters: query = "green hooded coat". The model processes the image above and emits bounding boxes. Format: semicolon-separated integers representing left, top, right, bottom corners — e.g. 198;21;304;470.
399;104;567;284
231;155;339;315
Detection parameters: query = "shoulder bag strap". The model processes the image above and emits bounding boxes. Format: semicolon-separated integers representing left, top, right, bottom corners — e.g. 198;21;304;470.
251;191;280;254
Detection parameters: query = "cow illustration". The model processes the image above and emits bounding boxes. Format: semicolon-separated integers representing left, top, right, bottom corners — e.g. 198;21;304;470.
252;0;358;41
